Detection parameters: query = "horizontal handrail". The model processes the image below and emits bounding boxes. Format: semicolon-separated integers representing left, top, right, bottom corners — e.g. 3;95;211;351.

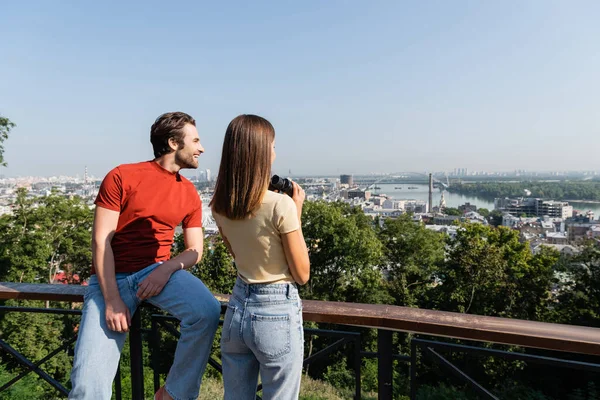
1;282;599;356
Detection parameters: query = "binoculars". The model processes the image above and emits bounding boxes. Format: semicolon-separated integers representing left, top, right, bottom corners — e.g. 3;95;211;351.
269;175;293;196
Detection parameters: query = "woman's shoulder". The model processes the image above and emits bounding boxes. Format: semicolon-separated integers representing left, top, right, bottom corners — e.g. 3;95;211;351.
263;191;297;219
263;190;294;208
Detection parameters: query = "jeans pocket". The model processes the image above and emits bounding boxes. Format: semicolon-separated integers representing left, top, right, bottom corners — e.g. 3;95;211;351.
221;304;236;343
251;313;291;359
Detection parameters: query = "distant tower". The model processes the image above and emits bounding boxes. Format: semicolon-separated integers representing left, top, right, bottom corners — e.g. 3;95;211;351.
428;173;433;213
340;174;353;187
206;169;211;182
83;166;89;197
439;192;446;210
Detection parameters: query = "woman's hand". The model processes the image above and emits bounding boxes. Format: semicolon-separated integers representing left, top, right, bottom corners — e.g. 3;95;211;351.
291;181;305;221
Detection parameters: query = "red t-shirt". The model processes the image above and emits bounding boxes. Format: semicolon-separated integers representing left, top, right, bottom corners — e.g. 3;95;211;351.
92;161;202;274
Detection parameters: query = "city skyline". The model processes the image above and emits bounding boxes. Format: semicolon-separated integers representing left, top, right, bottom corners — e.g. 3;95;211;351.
2;1;599;177
1;166;599;181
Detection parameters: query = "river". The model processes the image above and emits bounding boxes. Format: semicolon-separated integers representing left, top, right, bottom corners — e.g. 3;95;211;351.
370;184;600;216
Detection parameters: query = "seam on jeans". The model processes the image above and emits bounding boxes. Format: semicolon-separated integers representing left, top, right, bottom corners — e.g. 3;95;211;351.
221;304;236;343
127;277;140;305
246;299;297;306
240;298;249;345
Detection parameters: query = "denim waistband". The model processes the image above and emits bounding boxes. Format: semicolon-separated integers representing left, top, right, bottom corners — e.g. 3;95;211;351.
88;272;134;285
88;262;163;286
233;277;298;296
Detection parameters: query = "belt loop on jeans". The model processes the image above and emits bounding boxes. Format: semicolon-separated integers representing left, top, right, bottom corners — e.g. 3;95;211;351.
286;283;291;299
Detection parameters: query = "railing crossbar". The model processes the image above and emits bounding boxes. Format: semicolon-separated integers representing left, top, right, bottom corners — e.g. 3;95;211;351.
414;338;600;373
426;347;499;400
0;339;69;395
0;306;81;315
304;328;361;339
303;338;348;366
0;336;76;392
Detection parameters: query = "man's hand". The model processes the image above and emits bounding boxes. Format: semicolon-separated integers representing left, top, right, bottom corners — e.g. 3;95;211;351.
136;266;172;300
105;297;131;333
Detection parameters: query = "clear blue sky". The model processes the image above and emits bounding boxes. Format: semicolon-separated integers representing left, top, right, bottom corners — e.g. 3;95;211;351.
1;1;599;178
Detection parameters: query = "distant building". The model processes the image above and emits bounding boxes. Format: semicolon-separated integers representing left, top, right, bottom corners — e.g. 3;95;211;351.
347;188;369;200
566;221;600;242
404;200;428;214
531;244;580;256
433;215;461;226
383;199;405;210
426;224;459;239
464;211;487;224
458;202;478;213
546;232;568;245
495;197;573;219
340;174;353;187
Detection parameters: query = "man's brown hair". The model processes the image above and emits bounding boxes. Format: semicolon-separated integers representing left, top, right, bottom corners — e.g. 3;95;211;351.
150;112;196;158
211;114;275;220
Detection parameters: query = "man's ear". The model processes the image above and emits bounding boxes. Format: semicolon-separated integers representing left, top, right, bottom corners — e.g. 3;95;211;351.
168;137;179;151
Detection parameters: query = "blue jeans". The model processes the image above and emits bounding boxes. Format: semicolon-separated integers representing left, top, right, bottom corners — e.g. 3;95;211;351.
69;263;222;400
221;277;304;400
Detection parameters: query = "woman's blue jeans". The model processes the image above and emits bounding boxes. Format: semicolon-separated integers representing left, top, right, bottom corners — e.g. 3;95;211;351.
221;277;304;400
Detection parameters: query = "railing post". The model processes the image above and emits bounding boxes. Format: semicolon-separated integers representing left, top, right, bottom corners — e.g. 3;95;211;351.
377;329;393;400
151;316;161;393
353;336;362;400
130;310;144;400
410;339;417;400
115;363;122;400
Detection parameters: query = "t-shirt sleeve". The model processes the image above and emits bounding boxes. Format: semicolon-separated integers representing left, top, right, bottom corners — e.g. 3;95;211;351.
183;192;203;229
95;167;123;211
275;196;300;234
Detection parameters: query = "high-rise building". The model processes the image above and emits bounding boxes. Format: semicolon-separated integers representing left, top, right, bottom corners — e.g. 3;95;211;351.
206;169;211;182
340;174;353;186
495;198;573;218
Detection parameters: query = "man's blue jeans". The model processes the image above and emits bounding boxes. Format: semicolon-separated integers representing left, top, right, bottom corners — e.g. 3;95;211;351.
221;278;304;400
69;263;221;400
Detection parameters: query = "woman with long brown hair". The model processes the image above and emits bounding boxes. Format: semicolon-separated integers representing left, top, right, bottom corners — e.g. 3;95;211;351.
211;114;310;399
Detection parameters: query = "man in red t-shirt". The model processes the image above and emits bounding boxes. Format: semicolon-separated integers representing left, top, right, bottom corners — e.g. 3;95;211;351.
69;112;221;400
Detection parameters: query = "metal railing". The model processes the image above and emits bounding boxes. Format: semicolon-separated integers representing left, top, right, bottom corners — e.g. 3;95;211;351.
1;282;600;399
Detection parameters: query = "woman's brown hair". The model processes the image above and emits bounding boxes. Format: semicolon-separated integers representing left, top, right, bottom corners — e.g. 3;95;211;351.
210;115;275;220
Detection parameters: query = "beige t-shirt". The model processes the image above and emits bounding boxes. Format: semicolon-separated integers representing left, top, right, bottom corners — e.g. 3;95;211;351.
213;190;300;284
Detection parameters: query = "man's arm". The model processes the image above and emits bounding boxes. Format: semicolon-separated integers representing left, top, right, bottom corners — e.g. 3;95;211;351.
136;227;204;299
93;206;131;332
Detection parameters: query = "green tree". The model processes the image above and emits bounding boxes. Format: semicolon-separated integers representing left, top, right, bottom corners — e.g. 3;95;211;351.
477;208;490;218
300;201;388;304
0;189;93;396
0;115;16;167
488;210;504;227
443;207;462;216
555;242;600;327
299;201;389;389
378;214;446;307
171;232;236;294
193;234;237;295
0;188;93;284
429;223;556;320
